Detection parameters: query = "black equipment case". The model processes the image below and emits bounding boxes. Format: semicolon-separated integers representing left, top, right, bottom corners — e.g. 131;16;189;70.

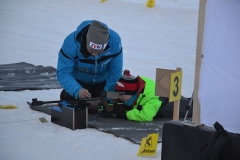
161;120;216;160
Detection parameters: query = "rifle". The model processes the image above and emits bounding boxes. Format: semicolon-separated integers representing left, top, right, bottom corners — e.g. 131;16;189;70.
27;97;100;108
27;91;123;109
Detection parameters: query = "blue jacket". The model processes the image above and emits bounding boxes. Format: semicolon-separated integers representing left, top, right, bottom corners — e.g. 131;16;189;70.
57;20;123;99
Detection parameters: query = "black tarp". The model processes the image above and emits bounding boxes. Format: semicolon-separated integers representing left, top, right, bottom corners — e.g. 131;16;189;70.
0;62;62;91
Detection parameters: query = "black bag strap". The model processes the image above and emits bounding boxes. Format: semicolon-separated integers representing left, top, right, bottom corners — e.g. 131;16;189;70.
206;122;229;160
214;122;226;133
211;133;229;160
206;131;221;160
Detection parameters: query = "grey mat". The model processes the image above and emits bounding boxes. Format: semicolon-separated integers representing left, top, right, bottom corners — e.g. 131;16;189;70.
0;62;62;91
30;104;171;144
88;114;171;144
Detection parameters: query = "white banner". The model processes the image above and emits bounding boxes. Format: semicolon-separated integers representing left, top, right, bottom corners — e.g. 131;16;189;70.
199;0;240;133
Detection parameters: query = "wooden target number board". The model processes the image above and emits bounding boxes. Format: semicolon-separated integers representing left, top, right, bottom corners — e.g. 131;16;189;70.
155;67;182;120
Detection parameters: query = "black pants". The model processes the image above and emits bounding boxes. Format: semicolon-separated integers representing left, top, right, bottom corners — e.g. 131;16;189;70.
60;80;106;100
156;96;193;118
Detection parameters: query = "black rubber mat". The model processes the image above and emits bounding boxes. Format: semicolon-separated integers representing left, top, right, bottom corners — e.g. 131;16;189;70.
28;97;192;144
29;103;171;144
88;114;171;144
0;62;62;91
30;104;172;144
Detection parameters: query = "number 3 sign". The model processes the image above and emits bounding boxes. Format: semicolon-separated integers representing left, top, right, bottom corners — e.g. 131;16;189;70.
155;67;182;120
169;71;182;102
155;67;182;102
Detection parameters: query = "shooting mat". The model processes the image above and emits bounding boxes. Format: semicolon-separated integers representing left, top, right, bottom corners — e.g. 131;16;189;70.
0;62;62;91
30;104;172;144
88;114;171;144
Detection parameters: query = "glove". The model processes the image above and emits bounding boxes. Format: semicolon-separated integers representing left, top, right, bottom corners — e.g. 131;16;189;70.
113;104;127;119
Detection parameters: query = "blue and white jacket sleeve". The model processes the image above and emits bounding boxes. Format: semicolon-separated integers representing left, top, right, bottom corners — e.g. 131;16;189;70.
57;32;82;99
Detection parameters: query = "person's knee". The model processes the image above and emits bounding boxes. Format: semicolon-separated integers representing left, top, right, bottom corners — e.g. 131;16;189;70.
60;89;75;100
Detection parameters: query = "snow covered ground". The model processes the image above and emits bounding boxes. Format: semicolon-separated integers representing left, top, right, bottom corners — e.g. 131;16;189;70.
0;0;199;159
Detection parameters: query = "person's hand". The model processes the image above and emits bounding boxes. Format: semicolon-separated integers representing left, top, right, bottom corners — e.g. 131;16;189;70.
78;88;91;99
